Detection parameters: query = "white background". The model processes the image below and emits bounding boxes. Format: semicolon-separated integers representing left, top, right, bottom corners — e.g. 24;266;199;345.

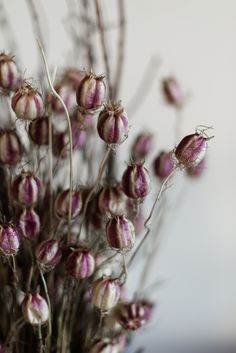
1;0;236;351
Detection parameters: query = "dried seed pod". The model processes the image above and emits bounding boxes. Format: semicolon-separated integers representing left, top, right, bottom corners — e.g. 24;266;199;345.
66;248;95;279
131;133;154;161
115;300;154;330
63;68;86;90
11;83;44;120
121;163;150;200
54;189;83;220
36;239;62;272
98;185;126;216
175;133;207;167
22;293;49;325
186;157;206;177
0;224;20;255
29;116;49;145
162;77;185;107
0;130;23;165
106;215;135;251
51;81;76;113
0;53;21;91
17;208;40;239
97;102;129;144
12;172;42;206
92;277;121;312
76;73;106;111
126;200;144;235
153;151;175;179
89;339;120;353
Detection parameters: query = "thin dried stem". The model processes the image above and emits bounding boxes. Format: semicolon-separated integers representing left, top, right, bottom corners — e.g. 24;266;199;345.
39;270;52;347
26;0;45;50
128;168;177;268
94;0;113;96
37;40;74;245
78;144;113;239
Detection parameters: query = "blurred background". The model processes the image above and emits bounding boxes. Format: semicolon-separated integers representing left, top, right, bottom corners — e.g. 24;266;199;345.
1;0;236;351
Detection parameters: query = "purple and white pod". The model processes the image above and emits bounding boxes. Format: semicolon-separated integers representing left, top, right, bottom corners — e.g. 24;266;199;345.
89;339;120;353
12;172;42;206
0;130;23;165
17;208;40;239
153;151;175;179
66;248;95;279
97;102;129;145
162;77;185;107
53;126;86;158
29;116;49;146
106;215;135;251
51;81;76;114
121;163;150;200
76;73;106;111
22;293;49;325
11;83;44;120
0;224;20;255
54;189;83;220
115;300;154;330
98;185;126;216
92;277;121;312
187;157;206;177
175;133;208;167
131;133;154;161
0;53;21;91
35;239;62;272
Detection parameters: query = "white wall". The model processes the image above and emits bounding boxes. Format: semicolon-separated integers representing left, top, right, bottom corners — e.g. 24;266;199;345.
1;0;236;351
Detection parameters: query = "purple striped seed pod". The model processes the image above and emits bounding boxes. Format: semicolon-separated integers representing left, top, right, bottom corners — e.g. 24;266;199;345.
0;53;21;91
126;200;144;236
17;208;40;239
63;68;86;90
11;83;44;120
153;151;175;179
175;133;207;167
98;185;126;216
66;248;95;279
162;77;185;107
131;133;154;161
12;172;42;206
35;239;62;272
76;73;106;111
53;125;87;158
121;163;150;200
22;293;49;325
54;189;83;220
29;116;49;146
0;224;20;255
73;109;94;130
0;130;23;165
89;339;120;353
186;157;206;177
92;277;121;312
97;102;129;145
106;215;135;251
115;300;154;331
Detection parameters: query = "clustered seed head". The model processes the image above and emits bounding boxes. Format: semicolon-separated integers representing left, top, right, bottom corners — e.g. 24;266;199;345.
76;73;106;111
0;52;21;91
131;133;154;161
92;277;121;312
22;293;49;325
0;224;20;255
12;172;42;206
153;151;175;179
66;247;95;279
121;163;150;200
0;129;23;165
54;189;83;219
106;215;135;251
17;208;40;239
175;133;207;167
97;101;129;145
